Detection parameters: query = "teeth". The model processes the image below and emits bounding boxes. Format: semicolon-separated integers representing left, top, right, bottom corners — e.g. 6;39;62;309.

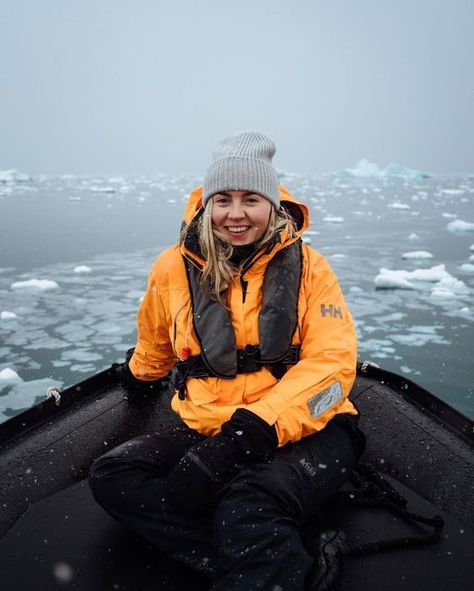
227;226;249;233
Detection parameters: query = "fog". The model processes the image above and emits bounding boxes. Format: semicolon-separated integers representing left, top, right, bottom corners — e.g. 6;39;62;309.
1;0;473;175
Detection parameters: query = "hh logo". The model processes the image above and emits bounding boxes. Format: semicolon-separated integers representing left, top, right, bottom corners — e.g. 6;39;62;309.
320;304;343;319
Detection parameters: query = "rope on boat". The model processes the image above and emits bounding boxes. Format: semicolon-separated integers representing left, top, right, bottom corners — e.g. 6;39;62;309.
46;387;61;406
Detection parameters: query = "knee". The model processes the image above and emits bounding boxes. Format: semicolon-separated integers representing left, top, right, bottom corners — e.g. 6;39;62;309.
88;442;145;509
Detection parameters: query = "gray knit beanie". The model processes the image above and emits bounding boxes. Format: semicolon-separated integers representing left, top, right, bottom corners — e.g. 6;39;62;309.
202;131;280;208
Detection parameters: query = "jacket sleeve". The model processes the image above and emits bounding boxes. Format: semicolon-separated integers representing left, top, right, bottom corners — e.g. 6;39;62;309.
128;256;176;381
247;249;358;445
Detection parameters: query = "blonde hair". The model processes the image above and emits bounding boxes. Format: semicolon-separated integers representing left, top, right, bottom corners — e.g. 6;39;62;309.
181;199;297;305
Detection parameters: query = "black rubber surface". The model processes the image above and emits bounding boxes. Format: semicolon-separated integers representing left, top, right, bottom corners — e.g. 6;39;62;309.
1;473;472;591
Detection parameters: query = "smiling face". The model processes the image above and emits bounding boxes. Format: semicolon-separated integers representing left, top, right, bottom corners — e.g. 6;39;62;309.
210;190;273;245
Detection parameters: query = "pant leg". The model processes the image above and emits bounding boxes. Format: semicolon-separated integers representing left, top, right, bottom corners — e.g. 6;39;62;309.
211;416;364;591
88;425;216;574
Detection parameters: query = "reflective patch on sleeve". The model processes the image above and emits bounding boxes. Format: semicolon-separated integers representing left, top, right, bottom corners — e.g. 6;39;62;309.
307;381;344;418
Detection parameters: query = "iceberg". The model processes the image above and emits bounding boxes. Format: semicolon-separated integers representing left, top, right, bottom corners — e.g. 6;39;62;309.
384;163;430;180
0;169;31;183
345;159;429;179
346;159;382;177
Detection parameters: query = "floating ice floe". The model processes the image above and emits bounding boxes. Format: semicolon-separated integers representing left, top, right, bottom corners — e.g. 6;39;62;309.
11;278;59;290
408;233;419;240
74;265;92;274
442;213;457;219
323;216;345;223
470;244;474;251
0;377;63;417
1;311;17;320
388;202;410;210
469;254;474;262
401;251;433;260
459;263;474;273
441;189;465;195
374;264;469;297
0;169;31;183
90;186;116;193
446;219;474;233
0;368;22;384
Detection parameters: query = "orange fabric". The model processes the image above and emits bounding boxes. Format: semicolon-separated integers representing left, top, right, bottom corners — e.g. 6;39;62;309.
129;185;358;446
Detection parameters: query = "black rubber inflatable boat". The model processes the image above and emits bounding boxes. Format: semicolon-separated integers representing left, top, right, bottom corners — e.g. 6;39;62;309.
0;362;473;590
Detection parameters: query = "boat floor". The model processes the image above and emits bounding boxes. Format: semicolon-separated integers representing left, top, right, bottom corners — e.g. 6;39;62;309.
1;473;472;591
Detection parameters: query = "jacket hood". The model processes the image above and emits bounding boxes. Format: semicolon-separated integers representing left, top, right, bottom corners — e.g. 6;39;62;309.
180;185;310;268
181;184;310;234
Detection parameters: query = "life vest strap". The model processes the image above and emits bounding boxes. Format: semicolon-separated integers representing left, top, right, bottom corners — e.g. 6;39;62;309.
171;345;301;400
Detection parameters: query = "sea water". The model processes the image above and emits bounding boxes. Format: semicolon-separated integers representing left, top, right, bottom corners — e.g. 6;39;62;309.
1;164;473;422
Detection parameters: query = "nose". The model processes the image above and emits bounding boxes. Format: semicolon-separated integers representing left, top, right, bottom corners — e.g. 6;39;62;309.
227;200;245;219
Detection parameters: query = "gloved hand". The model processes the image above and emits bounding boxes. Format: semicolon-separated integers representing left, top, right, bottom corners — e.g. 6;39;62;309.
112;348;168;405
166;409;278;509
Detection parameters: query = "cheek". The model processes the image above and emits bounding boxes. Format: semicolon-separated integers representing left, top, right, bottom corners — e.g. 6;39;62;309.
211;209;223;227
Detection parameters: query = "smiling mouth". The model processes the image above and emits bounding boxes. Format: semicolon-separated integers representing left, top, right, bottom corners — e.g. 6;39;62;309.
225;226;251;234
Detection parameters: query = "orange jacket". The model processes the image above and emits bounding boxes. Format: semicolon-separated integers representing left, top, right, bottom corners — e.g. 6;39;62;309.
129;185;358;446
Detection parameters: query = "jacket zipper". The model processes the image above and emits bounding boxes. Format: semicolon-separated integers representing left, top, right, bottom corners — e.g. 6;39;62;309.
240;276;248;303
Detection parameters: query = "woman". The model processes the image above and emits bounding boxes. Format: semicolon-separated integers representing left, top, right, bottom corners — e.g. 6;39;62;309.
89;131;365;590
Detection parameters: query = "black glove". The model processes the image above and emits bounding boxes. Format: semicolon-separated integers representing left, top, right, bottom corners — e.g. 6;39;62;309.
112;348;168;405
166;409;278;509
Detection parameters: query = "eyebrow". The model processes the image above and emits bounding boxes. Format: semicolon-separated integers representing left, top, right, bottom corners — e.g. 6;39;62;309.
216;191;258;197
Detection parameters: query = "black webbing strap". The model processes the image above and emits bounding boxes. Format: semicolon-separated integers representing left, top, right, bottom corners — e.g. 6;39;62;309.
171;345;301;400
310;464;445;591
338;463;444;556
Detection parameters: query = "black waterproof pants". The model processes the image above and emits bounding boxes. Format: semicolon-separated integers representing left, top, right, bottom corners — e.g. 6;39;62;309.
89;415;364;591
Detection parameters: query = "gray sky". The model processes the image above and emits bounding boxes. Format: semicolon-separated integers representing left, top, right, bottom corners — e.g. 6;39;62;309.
1;0;473;175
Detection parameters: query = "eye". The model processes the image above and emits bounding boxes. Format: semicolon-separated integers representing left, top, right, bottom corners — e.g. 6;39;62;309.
213;195;230;204
244;195;260;203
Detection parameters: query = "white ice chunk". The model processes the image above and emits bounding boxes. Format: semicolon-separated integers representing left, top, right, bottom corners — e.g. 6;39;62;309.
74;265;92;274
323;216;345;223
401;251;433;260
11;279;59;290
441;189;465;195
374;270;416;290
469;254;474;262
441;213;457;219
374;264;467;293
90;186;116;193
459;263;474;272
0;368;22;384
447;219;474;233
470;244;474;252
388;202;410;210
408;233;419;240
1;311;17;319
